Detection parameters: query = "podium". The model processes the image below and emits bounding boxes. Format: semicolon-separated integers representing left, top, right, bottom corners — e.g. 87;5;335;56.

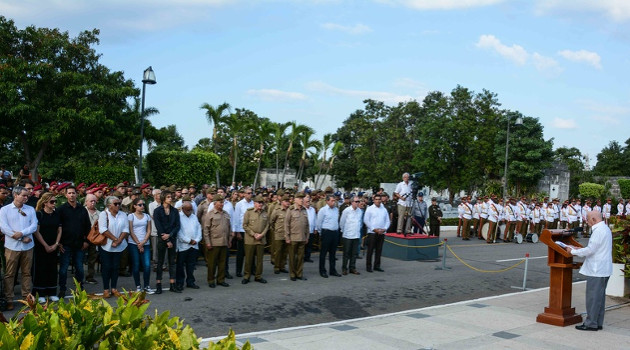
536;229;583;326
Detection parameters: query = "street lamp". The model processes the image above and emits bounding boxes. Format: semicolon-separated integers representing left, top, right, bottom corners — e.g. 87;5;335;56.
503;114;523;199
138;66;156;184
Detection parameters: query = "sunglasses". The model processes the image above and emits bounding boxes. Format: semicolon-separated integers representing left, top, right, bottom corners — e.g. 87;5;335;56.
49;200;57;204
18;208;26;216
136;203;145;207
112;202;121;206
353;200;360;203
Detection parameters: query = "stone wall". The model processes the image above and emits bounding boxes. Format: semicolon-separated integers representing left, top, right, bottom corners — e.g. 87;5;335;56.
537;161;571;201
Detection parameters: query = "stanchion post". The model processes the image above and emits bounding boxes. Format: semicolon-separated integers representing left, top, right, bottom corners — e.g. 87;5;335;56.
435;238;451;270
522;253;529;290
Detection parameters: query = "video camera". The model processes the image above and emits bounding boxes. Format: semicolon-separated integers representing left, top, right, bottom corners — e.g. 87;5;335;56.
409;172;423;198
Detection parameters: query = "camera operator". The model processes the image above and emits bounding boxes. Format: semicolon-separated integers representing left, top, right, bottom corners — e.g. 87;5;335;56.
393;173;413;234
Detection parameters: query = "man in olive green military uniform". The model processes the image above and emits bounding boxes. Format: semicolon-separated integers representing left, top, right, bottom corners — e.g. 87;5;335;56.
55;183;69;208
270;195;291;274
203;194;232;288
242;195;269;284
285;192;309;281
429;197;443;237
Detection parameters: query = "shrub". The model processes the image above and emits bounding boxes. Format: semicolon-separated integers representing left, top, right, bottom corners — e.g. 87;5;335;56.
146;150;219;186
0;282;250;349
618;179;630;199
578;182;605;199
74;165;135;185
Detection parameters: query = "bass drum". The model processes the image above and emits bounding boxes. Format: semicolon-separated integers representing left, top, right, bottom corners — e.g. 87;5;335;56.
514;233;523;244
526;233;539;243
481;222;490;240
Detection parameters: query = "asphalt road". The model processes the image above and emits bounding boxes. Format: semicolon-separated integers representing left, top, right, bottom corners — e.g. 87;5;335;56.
5;234;592;339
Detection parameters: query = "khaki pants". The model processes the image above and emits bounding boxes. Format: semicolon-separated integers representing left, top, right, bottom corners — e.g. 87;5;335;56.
288;241;305;278
5;248;33;299
461;218;470;239
244;244;264;280
205;246;227;284
397;205;410;233
273;239;287;272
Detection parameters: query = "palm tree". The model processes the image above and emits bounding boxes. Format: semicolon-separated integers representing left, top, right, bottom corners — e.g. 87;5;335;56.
281;122;309;187
322;141;343;187
272;122;290;188
252;120;275;189
200;102;231;186
314;133;333;189
222;112;249;185
296;128;322;187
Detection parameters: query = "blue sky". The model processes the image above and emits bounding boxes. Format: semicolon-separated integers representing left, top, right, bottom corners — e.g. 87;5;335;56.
3;0;629;167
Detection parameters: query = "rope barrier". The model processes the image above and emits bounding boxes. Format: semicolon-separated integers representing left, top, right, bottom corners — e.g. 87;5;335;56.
445;244;525;273
384;239;444;248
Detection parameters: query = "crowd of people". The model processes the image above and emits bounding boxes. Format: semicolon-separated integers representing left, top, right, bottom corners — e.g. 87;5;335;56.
0;175;431;311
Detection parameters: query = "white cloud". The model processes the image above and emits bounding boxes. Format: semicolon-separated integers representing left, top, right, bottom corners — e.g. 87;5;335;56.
535;0;630;22
578;100;630;125
557;49;602;69
476;34;528;65
532;52;562;73
376;0;504;10
551;118;578;129
247;89;307;101
321;22;372;35
306;81;417;104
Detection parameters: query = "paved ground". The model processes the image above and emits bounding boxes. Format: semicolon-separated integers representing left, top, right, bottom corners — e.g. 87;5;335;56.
4;227;627;349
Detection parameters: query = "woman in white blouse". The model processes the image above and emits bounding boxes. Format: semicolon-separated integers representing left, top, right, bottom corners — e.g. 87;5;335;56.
128;198;154;294
98;196;129;298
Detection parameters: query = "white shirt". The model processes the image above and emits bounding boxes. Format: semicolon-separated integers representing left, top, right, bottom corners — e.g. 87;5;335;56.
487;202;500;223
394;181;413;207
99;210;129;253
232;199;253;232
305;206;316;233
148;201;161;237
617;203;625;216
340;206;362;239
363;204;390;233
0;203;37;251
570;221;613;277
602;203;611;218
127;213;151;245
175;199;198;215
177;211;202;251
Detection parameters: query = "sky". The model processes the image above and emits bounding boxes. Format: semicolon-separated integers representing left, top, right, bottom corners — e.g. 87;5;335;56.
3;0;630;167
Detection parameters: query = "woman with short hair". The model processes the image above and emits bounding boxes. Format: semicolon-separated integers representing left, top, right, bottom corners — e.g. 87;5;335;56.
98;195;129;298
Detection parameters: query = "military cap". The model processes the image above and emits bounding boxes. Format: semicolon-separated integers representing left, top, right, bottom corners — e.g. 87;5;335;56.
33;185;43;191
325;186;333;193
213;194;224;202
253;195;265;203
112;191;124;197
295;192;306;198
281;194;291;201
141;183;151;189
431;197;437;201
77;183;85;189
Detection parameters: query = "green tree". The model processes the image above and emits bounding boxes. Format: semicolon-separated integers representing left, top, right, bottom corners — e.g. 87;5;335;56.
281;122;309;187
593;140;628;176
0;17;138;182
554;146;587;198
296;128;321;187
271;122;290;188
222;111;250;185
252;120;275;189
200;102;231;186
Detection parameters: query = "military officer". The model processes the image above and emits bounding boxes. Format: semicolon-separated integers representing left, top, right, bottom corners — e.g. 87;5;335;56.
270;195;291;274
203;194;232;288
428;197;442;237
242;195;269;284
285;192;309;281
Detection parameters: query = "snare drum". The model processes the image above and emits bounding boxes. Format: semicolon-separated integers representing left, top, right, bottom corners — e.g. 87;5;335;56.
526;233;539;243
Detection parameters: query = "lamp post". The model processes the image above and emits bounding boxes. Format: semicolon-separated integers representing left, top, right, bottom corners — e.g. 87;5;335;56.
503;114;523;199
138;66;156;184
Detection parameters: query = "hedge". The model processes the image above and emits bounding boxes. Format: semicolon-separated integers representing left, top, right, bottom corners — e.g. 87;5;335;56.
146;150;219;186
75;165;134;185
618;179;630;199
579;182;605;199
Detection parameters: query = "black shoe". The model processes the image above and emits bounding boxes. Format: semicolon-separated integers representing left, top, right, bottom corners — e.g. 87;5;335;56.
598;326;603;330
366;268;373;273
291;277;297;281
356;256;363;259
274;270;281;274
169;285;182;293
187;284;200;289
58;290;66;299
236;273;243;277
297;276;307;281
304;258;314;263
575;324;597;331
86;278;98;284
320;272;329;278
155;283;162;294
218;282;230;287
330;272;342;277
225;273;233;279
374;267;384;272
241;279;249;284
279;268;289;273
208;283;216;288
255;278;267;284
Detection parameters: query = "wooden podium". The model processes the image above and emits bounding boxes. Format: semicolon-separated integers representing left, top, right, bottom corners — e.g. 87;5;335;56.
536;229;583;326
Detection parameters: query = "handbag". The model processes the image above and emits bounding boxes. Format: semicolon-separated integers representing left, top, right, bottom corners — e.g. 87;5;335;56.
87;213;108;246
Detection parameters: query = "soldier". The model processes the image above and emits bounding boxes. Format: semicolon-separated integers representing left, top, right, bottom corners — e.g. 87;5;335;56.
472;198;481;239
428;197;442;237
478;196;489;235
203;194;232;288
567;199;579;230
626;199;630;219
603;198;612;225
232;187;254;277
486;197;500;243
242;195;269;284
552;198;560;229
517;197;529;236
582;200;592;237
285;192;309;281
617;198;625;219
270;195;290;274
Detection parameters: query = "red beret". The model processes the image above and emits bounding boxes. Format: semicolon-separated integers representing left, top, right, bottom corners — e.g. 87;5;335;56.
33;185;42;191
141;183;150;189
50;181;58;186
123;181;129;186
77;183;85;189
